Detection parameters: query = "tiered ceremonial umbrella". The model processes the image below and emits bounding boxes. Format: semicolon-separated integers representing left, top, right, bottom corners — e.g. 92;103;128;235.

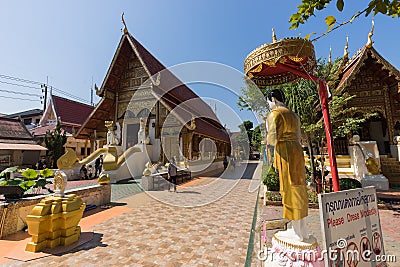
244;33;340;191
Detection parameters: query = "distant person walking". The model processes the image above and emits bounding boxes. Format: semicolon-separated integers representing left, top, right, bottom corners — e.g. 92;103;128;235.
223;155;228;170
94;155;103;178
230;156;236;170
36;156;47;170
168;157;177;192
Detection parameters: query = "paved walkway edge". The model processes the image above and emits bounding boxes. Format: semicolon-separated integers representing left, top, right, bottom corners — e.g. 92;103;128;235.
245;185;260;266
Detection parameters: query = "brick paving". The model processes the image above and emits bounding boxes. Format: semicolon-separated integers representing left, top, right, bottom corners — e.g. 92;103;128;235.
2;162;262;266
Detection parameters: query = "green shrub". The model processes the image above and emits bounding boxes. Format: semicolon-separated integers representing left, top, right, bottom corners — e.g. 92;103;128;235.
262;164;280;191
339;178;362;190
308;190;319;203
266;191;282;201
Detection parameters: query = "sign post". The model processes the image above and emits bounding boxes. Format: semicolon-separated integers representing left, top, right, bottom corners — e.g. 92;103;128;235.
319;186;386;267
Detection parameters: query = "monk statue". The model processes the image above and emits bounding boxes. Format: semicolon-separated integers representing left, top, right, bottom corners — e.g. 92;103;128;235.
105;121;115;145
266;89;309;241
138;118;147;144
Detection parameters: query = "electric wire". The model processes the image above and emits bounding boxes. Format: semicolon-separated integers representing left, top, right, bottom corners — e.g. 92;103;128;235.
0;73;92;105
0;95;39;102
0;88;41;97
0;80;42;90
0;74;42;85
52;87;91;104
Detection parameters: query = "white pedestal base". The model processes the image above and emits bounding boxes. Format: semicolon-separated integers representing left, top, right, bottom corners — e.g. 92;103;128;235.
141;175;154;191
361;174;389;191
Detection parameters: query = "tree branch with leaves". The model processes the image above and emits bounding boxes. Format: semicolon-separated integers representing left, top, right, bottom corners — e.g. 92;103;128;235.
290;0;400;40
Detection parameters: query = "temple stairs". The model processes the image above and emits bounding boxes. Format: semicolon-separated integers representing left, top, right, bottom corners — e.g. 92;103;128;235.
380;156;400;187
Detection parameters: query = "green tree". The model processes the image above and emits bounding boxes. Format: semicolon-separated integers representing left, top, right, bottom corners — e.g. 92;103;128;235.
44;122;67;168
243;121;254;142
234;121;254;159
252;124;263;153
290;0;400;30
238;80;269;115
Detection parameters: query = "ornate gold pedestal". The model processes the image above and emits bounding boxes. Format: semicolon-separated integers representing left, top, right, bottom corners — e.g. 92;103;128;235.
25;194;86;252
264;234;324;267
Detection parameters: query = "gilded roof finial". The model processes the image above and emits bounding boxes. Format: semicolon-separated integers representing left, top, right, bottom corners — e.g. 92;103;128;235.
272;28;277;43
121;12;128;34
366;18;374;48
343;36;349;62
328;46;332;67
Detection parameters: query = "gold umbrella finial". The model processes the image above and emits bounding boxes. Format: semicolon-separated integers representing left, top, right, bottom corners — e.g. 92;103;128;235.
343;36;349;62
272;28;277;43
366;18;374;48
122;12;128;34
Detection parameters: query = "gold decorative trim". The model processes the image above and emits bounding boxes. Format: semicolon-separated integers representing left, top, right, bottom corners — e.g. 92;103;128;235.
272;28;277;43
337;47;400;94
273;234;318;250
122;12;128;34
343;36;349;62
105;90;115;100
244;38;315;86
366;19;374;49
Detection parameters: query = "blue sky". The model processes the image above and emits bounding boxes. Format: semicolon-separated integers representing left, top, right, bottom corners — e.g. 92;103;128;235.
0;1;399;131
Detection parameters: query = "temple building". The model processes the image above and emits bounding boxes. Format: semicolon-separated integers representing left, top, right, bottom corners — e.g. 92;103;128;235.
335;33;400;156
331;23;400;187
30;95;95;159
0;118;46;169
73;20;230;174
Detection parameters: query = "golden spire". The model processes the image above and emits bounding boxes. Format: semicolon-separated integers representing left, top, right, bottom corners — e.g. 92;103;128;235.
328;46;332;67
272;28;277;43
366;18;374;48
343;36;349;62
121;12;128;34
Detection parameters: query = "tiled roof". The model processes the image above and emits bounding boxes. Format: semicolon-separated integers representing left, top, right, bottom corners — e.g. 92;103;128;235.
128;34;229;141
77;33;230;142
52;95;94;126
29;124;72;137
0;117;34;141
29;124;56;137
336;46;400;93
4;109;43;119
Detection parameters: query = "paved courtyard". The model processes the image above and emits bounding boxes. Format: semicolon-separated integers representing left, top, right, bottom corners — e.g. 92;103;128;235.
2;162;261;266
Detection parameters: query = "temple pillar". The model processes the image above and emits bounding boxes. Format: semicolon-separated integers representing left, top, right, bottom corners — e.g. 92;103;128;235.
384;85;395;145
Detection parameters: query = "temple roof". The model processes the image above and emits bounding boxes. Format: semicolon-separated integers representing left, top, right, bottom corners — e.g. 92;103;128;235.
76;31;229;142
31;95;94;137
0;117;37;144
336;46;400;93
52;95;94;127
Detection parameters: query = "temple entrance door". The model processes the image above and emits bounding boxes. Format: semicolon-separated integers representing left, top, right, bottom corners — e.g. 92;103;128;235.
362;114;389;154
125;123;140;149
